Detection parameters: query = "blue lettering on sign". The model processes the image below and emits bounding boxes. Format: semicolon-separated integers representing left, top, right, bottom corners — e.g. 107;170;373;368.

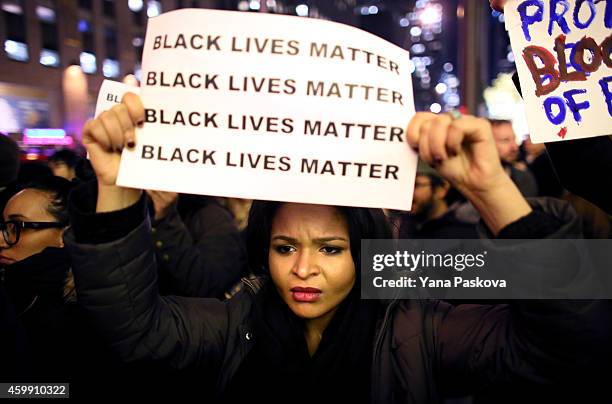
563;89;590;122
518;0;544;41
518;0;611;39
573;0;596;29
544;96;567;124
567;42;588;74
549;0;572;35
600;76;612;117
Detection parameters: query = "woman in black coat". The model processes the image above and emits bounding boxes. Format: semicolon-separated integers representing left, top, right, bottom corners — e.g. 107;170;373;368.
0;177;126;396
64;94;611;402
0;177;76;378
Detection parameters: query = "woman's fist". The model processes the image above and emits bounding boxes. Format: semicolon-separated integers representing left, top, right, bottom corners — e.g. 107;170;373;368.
82;93;144;186
406;112;508;200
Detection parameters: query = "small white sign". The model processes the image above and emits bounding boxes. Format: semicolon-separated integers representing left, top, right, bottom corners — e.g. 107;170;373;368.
94;80;140;118
113;9;417;210
505;0;612;143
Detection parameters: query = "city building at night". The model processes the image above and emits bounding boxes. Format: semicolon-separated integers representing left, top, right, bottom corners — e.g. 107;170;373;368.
0;0;513;154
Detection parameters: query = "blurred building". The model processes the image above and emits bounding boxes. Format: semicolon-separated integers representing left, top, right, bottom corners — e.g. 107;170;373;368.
0;0;510;147
0;0;221;143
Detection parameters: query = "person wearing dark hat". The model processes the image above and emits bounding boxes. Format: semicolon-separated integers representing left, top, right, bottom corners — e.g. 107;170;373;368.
48;149;81;181
397;160;478;239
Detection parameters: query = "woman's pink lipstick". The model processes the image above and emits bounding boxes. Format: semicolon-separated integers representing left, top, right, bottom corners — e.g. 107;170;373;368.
290;287;322;302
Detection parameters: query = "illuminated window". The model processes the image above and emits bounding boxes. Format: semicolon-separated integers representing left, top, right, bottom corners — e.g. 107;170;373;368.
80;51;96;74
4;39;28;61
3;0;28;61
1;1;22;14
39;2;60;67
36;5;55;22
40;49;60;67
103;58;120;78
147;1;161;17
79;17;95;73
128;0;143;12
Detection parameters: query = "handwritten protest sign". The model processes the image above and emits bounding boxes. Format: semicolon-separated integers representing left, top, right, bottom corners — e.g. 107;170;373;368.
112;9;416;210
504;0;612;143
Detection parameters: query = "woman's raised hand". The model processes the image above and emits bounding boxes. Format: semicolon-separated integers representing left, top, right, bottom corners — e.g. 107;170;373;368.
82;92;144;212
406;112;532;235
82;93;144;186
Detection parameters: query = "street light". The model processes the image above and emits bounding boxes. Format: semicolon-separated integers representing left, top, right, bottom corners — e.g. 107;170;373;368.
419;5;442;26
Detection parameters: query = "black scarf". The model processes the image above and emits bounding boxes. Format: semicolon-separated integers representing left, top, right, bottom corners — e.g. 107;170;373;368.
2;247;70;316
224;282;381;403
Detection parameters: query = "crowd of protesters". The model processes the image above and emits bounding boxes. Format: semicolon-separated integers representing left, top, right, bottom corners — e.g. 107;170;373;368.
1;1;612;402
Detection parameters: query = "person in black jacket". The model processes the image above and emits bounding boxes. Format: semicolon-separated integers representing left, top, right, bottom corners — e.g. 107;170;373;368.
146;190;247;299
1;177;76;380
0;177;125;395
64;94;611;403
48;149;81;181
397;161;478;239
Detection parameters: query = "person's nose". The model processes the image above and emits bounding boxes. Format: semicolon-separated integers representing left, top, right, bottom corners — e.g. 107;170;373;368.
292;249;320;280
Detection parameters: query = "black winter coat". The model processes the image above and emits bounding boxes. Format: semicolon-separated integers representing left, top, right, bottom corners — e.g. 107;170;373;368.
65;197;611;403
150;196;247;298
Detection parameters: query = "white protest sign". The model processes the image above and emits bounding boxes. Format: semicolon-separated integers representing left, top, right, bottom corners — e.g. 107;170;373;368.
115;9;417;210
94;80;140;118
504;0;612;143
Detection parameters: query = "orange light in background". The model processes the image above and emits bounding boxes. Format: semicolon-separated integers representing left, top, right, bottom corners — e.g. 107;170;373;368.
457;5;464;18
62;64;89;142
26;153;38;160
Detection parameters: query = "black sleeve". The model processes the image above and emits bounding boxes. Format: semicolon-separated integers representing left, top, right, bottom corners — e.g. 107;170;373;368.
68;180;146;244
151;202;247;299
496;210;564;239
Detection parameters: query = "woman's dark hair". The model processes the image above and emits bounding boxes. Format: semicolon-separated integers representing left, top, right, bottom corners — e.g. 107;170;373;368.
23;176;74;225
246;201;391;276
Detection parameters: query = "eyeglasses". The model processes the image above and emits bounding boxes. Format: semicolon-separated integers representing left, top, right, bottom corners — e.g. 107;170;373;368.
0;220;66;247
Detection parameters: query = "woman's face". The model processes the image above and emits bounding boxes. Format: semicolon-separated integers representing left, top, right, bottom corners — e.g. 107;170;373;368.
268;203;355;322
0;189;64;265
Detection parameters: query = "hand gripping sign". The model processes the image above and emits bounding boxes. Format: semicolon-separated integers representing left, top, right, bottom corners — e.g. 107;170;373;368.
105;9;417;210
504;0;612;143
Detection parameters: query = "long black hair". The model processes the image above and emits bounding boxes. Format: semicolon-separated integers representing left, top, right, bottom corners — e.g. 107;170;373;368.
246;201;391;276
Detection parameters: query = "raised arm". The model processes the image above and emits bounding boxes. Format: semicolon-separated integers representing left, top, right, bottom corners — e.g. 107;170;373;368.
406;112;532;235
407;110;611;395
66;94;232;369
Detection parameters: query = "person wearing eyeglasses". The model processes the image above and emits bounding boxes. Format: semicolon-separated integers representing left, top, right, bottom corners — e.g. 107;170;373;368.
0;176;77;377
0;176;73;301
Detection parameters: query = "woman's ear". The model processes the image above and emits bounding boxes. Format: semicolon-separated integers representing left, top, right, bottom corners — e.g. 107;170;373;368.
58;226;70;248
